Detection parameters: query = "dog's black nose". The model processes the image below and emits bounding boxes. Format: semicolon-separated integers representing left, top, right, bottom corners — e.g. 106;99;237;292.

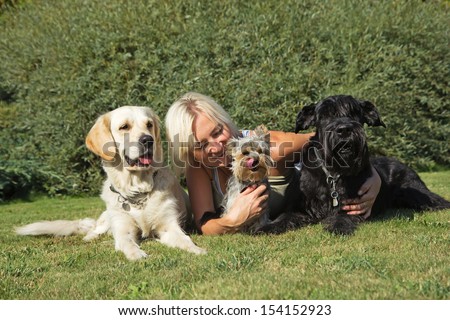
139;135;154;146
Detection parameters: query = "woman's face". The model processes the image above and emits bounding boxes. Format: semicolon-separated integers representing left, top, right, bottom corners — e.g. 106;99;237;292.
192;112;232;167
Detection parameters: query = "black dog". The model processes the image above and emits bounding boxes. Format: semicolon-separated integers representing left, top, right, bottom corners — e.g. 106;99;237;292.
261;95;450;235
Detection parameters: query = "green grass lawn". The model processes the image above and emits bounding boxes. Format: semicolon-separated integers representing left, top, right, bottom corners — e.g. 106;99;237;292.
1;172;449;300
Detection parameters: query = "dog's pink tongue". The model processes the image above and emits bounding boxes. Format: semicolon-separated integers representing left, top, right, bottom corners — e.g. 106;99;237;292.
245;158;254;168
139;157;152;165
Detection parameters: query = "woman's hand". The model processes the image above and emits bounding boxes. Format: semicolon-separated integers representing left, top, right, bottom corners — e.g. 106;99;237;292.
223;184;269;229
341;166;381;219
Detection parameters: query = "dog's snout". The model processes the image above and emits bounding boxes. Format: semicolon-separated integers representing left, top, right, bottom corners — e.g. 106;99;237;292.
336;124;355;137
139;135;154;146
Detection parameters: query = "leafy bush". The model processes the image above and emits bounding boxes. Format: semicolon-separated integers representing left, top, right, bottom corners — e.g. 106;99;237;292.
0;0;20;12
0;0;448;198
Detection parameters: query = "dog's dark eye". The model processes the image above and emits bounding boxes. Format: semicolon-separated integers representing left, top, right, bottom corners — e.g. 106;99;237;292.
119;124;129;130
147;122;153;129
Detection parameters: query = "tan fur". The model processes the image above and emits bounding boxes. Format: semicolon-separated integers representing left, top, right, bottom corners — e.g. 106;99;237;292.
223;125;273;233
16;106;205;260
86;113;115;161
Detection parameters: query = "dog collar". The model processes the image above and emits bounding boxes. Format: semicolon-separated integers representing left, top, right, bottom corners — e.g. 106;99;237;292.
313;148;340;207
109;171;158;211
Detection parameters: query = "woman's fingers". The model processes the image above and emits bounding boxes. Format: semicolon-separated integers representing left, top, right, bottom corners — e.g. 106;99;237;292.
342;201;372;218
241;184;267;196
342;167;380;218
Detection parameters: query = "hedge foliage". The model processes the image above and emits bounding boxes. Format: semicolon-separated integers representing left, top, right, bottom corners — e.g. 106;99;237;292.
0;0;449;199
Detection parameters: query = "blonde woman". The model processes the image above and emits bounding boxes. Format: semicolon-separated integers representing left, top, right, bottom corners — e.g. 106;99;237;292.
165;92;381;235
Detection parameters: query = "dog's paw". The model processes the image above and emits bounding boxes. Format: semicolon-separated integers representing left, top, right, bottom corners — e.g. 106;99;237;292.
124;248;148;261
83;232;99;242
322;215;361;236
253;223;283;234
174;239;207;254
188;245;207;255
78;218;96;234
157;229;207;254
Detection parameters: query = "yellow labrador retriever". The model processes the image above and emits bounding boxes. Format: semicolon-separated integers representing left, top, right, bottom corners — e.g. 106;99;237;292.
16;106;205;260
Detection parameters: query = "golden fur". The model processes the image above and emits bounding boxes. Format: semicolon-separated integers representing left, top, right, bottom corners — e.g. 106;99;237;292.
16;106;205;260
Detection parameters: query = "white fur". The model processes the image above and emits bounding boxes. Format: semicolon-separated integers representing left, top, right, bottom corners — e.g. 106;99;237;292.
15;218;96;237
16;106;205;260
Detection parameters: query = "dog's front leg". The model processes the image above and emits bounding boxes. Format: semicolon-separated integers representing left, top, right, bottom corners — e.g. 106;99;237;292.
83;210;110;241
156;222;206;255
110;211;147;260
322;213;365;235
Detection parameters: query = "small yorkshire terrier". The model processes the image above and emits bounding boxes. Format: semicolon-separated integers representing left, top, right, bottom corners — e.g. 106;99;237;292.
222;125;274;233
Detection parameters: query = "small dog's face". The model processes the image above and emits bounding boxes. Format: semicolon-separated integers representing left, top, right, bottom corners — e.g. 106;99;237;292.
86;106;162;171
296;95;385;174
227;125;273;183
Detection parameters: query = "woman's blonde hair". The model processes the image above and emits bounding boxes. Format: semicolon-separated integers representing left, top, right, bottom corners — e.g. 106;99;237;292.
165;92;239;175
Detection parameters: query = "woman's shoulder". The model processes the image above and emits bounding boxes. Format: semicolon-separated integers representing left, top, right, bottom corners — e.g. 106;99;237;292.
186;163;213;181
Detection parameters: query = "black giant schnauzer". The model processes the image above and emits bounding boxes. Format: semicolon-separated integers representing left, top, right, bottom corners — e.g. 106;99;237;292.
261;95;450;235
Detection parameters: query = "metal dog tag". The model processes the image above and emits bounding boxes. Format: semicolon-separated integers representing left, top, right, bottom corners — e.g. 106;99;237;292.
122;202;131;211
331;191;339;207
332;198;338;207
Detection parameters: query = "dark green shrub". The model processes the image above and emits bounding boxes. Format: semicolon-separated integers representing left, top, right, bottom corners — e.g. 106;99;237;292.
0;0;448;198
0;0;20;12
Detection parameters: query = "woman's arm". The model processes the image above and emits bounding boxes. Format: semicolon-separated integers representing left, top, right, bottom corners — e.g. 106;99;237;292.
186;165;268;235
268;131;314;175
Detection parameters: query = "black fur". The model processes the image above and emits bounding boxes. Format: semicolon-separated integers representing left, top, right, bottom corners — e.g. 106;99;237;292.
262;95;450;235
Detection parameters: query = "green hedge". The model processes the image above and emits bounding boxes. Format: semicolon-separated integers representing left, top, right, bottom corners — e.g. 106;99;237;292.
0;0;449;199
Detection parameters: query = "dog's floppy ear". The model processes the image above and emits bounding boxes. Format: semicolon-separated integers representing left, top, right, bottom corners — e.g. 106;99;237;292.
85;113;116;161
226;137;239;156
151;113;163;164
295;103;316;133
360;100;386;127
